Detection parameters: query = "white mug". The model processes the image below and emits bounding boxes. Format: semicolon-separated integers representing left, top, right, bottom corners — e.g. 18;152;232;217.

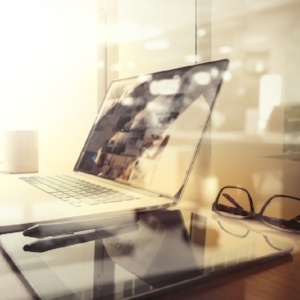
2;130;39;174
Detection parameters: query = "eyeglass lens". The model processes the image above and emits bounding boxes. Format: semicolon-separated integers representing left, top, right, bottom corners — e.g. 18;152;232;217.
215;187;252;218
261;196;300;231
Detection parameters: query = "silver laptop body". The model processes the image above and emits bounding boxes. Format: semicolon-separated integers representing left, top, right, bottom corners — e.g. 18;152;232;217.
0;59;229;233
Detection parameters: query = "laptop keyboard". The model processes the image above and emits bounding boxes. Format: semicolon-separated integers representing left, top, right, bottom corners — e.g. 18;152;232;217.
20;175;138;207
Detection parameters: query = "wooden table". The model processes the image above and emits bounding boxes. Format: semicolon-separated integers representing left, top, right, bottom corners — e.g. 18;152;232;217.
158;250;299;300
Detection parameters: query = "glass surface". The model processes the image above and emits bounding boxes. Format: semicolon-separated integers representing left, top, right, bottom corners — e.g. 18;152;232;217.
98;0;212;98
0;209;293;300
75;60;228;198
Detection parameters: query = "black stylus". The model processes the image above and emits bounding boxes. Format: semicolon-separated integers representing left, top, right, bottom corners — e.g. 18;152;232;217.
23;224;138;252
23;215;137;238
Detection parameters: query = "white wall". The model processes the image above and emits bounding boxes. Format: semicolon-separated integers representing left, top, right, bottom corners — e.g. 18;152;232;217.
0;0;98;171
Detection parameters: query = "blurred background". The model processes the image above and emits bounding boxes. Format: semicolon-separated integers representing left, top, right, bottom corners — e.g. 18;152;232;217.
0;0;299;210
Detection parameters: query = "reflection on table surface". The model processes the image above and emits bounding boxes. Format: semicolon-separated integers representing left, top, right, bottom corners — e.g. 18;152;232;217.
0;209;294;300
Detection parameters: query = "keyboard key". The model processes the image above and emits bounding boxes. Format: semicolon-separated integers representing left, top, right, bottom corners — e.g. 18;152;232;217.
79;198;101;205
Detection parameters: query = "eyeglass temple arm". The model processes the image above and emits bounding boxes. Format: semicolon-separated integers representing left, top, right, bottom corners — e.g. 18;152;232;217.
215;193;250;216
221;193;244;209
262;215;300;230
216;203;250;216
283;215;300;229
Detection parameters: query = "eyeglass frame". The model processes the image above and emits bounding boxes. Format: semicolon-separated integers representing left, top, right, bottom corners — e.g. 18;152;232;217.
212;185;300;233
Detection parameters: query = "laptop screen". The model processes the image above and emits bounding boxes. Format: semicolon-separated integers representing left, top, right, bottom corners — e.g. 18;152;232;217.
74;60;229;198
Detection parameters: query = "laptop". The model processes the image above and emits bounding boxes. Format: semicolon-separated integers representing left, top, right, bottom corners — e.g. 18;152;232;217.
0;59;229;233
0;209;294;299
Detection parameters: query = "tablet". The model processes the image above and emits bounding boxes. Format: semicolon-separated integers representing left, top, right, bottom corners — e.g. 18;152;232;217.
0;209;294;299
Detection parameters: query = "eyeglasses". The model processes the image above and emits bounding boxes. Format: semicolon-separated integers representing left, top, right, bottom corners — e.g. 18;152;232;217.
212;186;300;234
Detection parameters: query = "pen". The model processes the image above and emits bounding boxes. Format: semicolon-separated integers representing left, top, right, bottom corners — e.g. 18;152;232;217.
23;224;138;252
23;214;137;238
